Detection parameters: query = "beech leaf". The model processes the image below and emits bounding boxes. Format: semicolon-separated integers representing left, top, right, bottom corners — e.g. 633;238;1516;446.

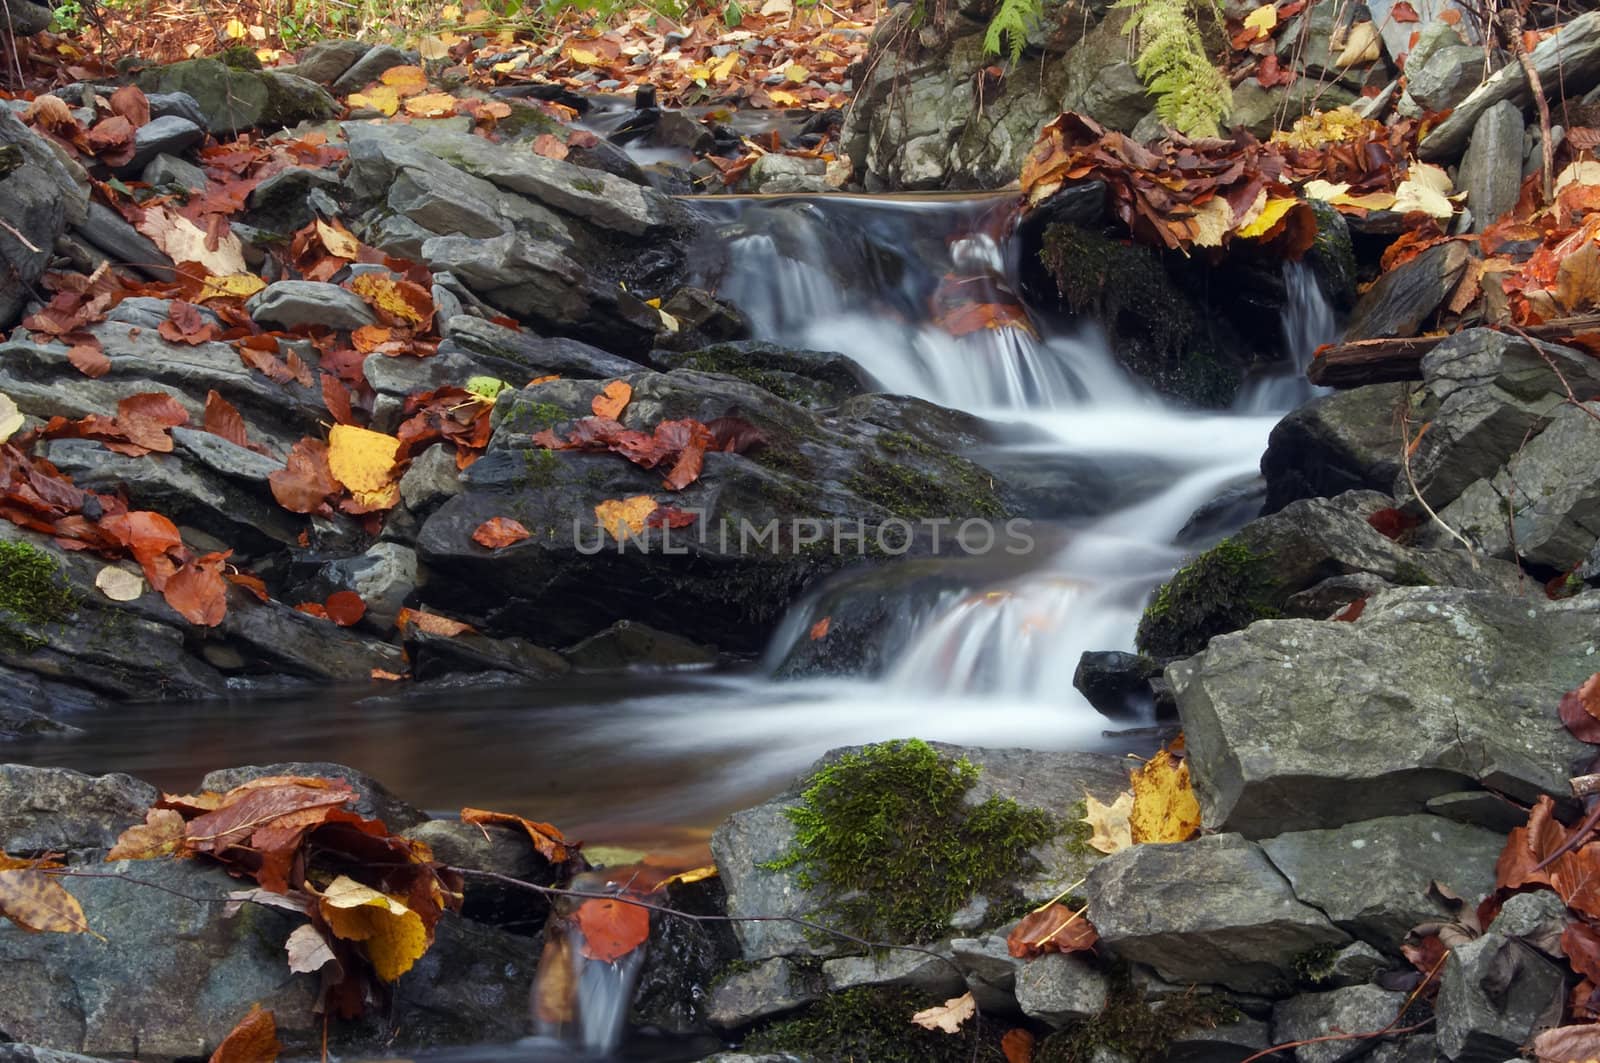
910;991;976;1034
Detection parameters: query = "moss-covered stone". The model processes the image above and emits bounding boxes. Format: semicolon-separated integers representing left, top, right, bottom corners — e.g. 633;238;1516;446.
761;739;1057;943
1039;222;1242;408
845;432;1007;523
746;985;1007;1062
518;447;561;489
1293;942;1342;986
1135;537;1278;660
1035;972;1241;1062
1306;199;1358;309
0;540;75;649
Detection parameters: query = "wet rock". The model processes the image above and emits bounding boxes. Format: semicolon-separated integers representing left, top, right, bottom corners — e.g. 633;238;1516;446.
1435;932;1564;1060
747;154;829;194
563;620;716;670
1318;941;1391;989
712;744;1129;962
0;765;156;854
142;152;208;193
445;315;650;380
1458;100;1523;232
707;957;824;1028
0;665;92;740
290;39;370;85
659;287;747;344
1172;586;1598;837
171;427;284;483
1342;241;1472;342
330;44;412;95
1261;383;1406;513
247;280;378;331
402;819;552;933
1231;78;1356;139
398;444;464;514
650;340;876;410
217;592;407;682
1086;834;1349;995
1402;329;1600;512
1073;650;1161;719
199;761;427;829
245;166;345;232
0;111;84;329
1258;815;1504;950
320;541;417;630
1420;11;1600;160
1013;952;1109;1026
1367;1035;1439;1062
407;628;570;681
137;59;338;135
632;876;742;1036
1271;985;1410;1063
119;115;205;175
822;947;966;996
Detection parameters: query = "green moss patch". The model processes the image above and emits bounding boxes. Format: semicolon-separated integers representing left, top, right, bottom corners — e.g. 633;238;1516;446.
0;540;75;648
846;432;1006;523
745;986;1006;1062
1135;537;1278;660
761;739;1056;943
1036;972;1241;1062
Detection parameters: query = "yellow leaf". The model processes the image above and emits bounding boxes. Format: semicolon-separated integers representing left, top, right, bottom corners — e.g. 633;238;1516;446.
107;807;187;860
1556;160;1600;195
768;89;800;106
1188;196;1233;248
1235;194;1298;239
440;3;460;19
404;92;458;118
379;65;430;97
95;565;144;602
196;273;267;302
0;865;93;935
1243;3;1277;37
783;61;808;82
1129;742;1201;844
686;64;711;82
225;17;247;38
1334;20;1380;67
327;424;400;499
910;992;976;1034
595;495;657;540
652;864;719;891
0;392;22;444
316;219;362;260
492;57;526;74
317;875;429;982
712;52;740;82
568;46;606;67
348;85;400;116
417;35;449;61
348;272;431;326
1302;178;1398;212
1082;790;1135;854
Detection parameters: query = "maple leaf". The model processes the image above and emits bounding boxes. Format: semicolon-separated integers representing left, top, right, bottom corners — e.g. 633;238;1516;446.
473;517;532;549
208;1004;280;1063
910;991;976;1034
1081;791;1134;854
1130;739;1201;844
574;896;650;963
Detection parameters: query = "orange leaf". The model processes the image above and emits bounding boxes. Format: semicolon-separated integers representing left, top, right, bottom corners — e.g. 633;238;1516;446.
203;390;253;449
397;607;475;638
1006;903;1098;958
1002;1028;1035;1063
574;896;650;963
66;337;111;378
591;380;632;420
472;517;532;549
809;616;830;640
208;1005;280;1063
325;591;367;626
163;551;230;627
532;133;569;160
459;807;577;867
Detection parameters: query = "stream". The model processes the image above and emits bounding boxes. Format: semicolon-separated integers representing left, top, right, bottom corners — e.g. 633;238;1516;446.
7;191;1334;1057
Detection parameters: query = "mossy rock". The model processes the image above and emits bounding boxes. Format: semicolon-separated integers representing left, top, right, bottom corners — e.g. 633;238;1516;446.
138;59;337;134
746;985;1007;1062
1034;972;1242;1063
0;540;75;650
1135;537;1279;660
761;739;1057;943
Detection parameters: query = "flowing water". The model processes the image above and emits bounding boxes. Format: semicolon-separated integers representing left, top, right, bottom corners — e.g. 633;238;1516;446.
6;191;1337;1059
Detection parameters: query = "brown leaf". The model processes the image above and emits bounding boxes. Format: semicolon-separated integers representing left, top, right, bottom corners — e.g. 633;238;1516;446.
1001;1028;1035;1063
269;438;338;514
116;392;190;453
397;607;476;638
1560;675;1600;744
86;115;136;167
109;85;151;128
66;337;111;378
0;865;93;935
459;807;578;868
531;133;569;160
162;551;230;627
1564;921;1600;986
1007;903;1098;958
208;1004;280;1063
203;390;253;449
321;372;355;426
108;807;190;861
186;777;356;855
472;517;532;549
909;992;976;1034
158;301;220;345
1532;1024;1600;1062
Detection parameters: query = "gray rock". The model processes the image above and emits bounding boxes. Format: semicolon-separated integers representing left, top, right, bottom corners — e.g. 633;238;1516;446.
1086;834;1349;995
0;111;81;329
1320;941;1391;989
1435;932;1564;1060
1261;383;1407;513
1343;241;1472;342
1013;952;1109;1026
215;592;407;682
245;166;344;232
1488;890;1568;959
707;957;823;1028
1366;1034;1439;1062
1403;329;1600;512
141;152;209;193
1421;11;1600;160
822;946;966;996
1231;78;1357;139
1272;984;1410;1063
76;200;174;279
247;280;378;331
445;315;649;380
1173;586;1598;837
563;619;716;670
291;39;370;85
171;427;285;483
144;91;208;128
1406;44;1491;113
2;0;52;34
1259;815;1504;950
402;818;552;930
330;44;412;95
105;295;221;332
0;665;91;740
199;761;426;829
950;933;1026;1012
321;542;417;630
138;59;339;135
0;765;155;854
398;443;463;514
1458;101;1524;232
1424;790;1531;834
747;154;829;194
1166;1012;1276;1062
121;115;204;174
0;1046;113;1063
407;629;570;681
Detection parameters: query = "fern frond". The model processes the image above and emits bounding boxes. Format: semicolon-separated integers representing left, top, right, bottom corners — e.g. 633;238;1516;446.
983;0;1042;66
1114;0;1231;138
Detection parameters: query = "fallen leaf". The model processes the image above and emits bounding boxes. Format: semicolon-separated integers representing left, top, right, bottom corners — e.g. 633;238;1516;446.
532;133;569;160
136;205;247;276
327;424;401;510
108;807;188;860
348;85;400;116
592;380;632;420
0;393;21;443
1081;790;1135;854
348;273;434;330
66;339;111;379
1532;1024;1600;1062
270;438;338;514
1393;161;1458;219
574;896;650;962
910;991;976;1034
1335;20;1380;67
1002;1027;1035;1063
1390;1;1419;22
197;273;267;301
809;616;830;640
459;807;578;866
316;218;362;260
595;495;658;540
403;92;458;118
397;608;475;638
317;875;430;982
1242;4;1277;38
0;865;92;935
1560;674;1600;743
285;922;341;975
163;551;230;627
1130;740;1201;844
324;591;367;627
202;391;255;450
94;565;144;602
473;517;531;549
379;64;430;96
1006;903;1098;957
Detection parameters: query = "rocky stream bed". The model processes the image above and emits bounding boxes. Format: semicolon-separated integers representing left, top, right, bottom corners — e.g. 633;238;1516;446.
5;3;1600;1061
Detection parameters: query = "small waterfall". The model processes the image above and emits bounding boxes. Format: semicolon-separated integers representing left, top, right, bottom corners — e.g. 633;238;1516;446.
1238;260;1338;414
530;892;649;1057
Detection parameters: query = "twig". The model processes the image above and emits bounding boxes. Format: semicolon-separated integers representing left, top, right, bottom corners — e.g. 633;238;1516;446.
1501;0;1553;202
1399;404;1480;568
0;216;41;254
1029;875;1086;913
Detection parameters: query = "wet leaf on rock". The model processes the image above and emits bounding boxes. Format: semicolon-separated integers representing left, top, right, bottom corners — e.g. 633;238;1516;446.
574;896;650;963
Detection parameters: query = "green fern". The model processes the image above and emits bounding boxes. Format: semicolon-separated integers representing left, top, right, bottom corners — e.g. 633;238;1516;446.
983;0;1042;66
1114;0;1232;138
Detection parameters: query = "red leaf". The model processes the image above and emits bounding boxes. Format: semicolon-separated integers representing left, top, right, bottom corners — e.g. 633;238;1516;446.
225;570;270;602
158;302;219;346
1391;1;1420;22
163;551;229;627
321;373;355;426
100;509;185;589
115;392;189;454
66;337;111;378
574;897;650;963
1333;597;1367;622
203;390;253;449
207;1004;279;1063
109;85;151;128
1367;508;1421;540
324;591;366;626
1561;674;1600;744
472;517;532;549
269;438;338;514
646;504;697;529
706;416;767;454
1006;904;1098;958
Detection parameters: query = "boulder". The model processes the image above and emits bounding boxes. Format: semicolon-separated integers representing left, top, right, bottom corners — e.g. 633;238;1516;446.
1172;586;1598;836
288;39;370;85
1457;100;1524;232
1435;932;1564;1060
137;59;339;135
0;110;84;330
1258;815;1505;950
1260;383;1406;513
247;280;378;331
706;957;823;1028
0;665;91;740
1271;984;1410;1063
1086;834;1349;995
198;762;427;829
1405;42;1490;113
1012;952;1109;1026
142;153;209;193
0;765;155;854
1342;241;1472;343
